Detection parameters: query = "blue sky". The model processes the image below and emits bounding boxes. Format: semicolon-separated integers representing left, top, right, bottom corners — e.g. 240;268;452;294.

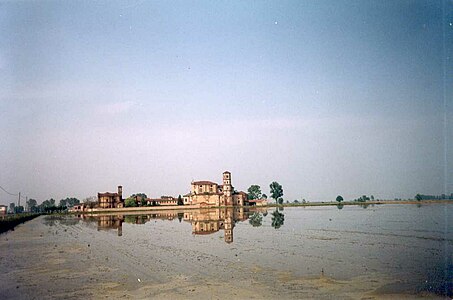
0;0;452;204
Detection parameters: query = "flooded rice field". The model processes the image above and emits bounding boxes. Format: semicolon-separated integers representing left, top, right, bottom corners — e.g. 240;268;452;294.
0;203;452;299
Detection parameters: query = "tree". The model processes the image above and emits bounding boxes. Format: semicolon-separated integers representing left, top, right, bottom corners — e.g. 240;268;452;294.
59;199;67;207
247;185;262;200
415;194;422;201
131;193;147;200
27;198;38;212
269;182;283;204
125;197;137;207
9;202;15;213
177;195;183;205
336;195;344;203
14;206;24;214
370;195;374;201
271;210;285;229
83;196;97;209
59;197;80;207
262;194;267;199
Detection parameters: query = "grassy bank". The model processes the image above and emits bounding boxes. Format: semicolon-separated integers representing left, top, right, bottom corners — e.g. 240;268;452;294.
0;213;41;234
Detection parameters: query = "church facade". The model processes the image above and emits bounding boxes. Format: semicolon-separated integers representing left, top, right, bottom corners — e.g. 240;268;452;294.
188;171;248;207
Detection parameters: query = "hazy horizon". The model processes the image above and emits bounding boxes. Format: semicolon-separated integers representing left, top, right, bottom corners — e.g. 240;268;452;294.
1;0;452;206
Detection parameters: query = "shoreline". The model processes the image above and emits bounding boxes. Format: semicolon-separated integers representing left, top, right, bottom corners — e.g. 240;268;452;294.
71;199;452;214
0;213;41;234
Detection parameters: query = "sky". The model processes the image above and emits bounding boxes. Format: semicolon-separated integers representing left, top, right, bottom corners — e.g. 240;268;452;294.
0;0;452;205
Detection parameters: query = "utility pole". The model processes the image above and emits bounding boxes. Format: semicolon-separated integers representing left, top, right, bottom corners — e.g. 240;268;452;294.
26;196;28;212
18;192;20;208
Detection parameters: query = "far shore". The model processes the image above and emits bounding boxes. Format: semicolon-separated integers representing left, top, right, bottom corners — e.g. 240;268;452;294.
70;199;452;214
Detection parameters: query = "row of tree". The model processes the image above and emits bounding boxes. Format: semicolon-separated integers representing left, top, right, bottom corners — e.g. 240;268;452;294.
8;197;81;214
247;182;284;204
415;193;453;201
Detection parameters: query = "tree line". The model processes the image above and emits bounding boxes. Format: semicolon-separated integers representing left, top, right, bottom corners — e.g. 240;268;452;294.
8;197;81;214
415;193;453;201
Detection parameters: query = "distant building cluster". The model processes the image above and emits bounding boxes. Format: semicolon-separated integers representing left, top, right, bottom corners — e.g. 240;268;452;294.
77;171;264;211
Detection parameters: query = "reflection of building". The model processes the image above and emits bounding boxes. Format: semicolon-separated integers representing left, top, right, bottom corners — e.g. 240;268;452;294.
98;186;124;209
184;208;248;243
78;207;266;243
188;171;248;207
97;215;124;236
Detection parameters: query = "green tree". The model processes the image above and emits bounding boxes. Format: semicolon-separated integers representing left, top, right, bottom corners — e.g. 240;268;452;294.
247;185;262;200
270;182;283;204
59;199;67;207
336;195;344;203
125;197;137;207
415;194;422;201
9;202;15;213
27;198;38;212
177;195;183;205
131;193;147;200
249;212;263;227
370;195;374;201
14;206;24;214
271;210;285;229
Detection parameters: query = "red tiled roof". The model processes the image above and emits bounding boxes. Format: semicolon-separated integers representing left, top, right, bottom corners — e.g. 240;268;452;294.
192;181;218;185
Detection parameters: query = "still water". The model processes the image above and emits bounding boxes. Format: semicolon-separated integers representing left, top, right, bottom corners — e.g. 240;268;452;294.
3;203;451;299
63;204;453;298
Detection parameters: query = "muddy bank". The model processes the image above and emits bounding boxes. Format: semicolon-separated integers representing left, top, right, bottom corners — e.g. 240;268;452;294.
0;214;41;234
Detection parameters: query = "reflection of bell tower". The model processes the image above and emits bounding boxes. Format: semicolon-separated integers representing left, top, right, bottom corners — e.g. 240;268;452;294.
224;216;233;243
223;171;233;206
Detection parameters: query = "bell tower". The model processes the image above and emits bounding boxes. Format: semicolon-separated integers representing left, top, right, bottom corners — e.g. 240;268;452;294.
118;186;123;200
223;171;233;205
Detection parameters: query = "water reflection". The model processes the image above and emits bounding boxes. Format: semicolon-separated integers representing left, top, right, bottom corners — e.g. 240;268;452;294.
97;215;124;236
271;209;285;229
77;207;269;243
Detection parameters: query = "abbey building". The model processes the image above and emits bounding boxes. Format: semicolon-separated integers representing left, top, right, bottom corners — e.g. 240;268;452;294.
187;171;248;207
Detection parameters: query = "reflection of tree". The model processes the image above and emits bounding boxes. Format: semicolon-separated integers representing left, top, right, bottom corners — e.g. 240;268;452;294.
178;213;184;222
249;212;263;227
337;204;344;210
271;210;285;229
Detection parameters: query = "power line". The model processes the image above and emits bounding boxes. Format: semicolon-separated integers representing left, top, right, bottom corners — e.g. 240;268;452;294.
0;185;19;196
